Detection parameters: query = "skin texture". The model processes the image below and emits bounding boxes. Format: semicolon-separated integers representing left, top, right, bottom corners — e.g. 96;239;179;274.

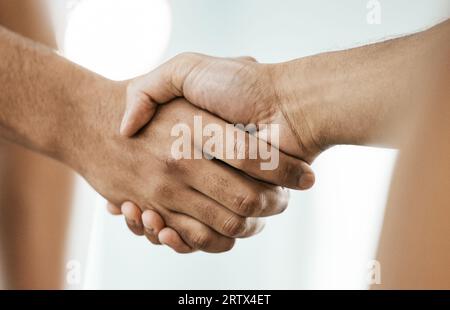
118;20;450;285
122;20;450;156
80;96;302;253
0;0;448;288
114;55;318;251
0;25;314;254
0;0;73;289
121;55;310;159
374;44;450;289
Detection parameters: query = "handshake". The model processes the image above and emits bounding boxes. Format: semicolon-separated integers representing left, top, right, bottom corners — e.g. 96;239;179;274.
102;53;322;253
0;12;447;288
29;21;437;255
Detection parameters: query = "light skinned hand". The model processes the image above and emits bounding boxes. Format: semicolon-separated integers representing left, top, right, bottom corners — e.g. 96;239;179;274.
115;54;319;250
120;53;322;163
116;22;450;251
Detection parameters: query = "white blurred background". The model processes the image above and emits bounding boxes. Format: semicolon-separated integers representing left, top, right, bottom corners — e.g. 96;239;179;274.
51;0;449;289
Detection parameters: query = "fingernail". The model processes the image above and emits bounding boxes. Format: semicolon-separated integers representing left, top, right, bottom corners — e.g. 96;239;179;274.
144;226;155;235
299;173;315;189
143;221;155;234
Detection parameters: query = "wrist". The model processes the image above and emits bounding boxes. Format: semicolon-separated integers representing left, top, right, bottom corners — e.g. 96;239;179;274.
268;59;329;161
271;49;376;154
271;22;450;152
57;73;127;172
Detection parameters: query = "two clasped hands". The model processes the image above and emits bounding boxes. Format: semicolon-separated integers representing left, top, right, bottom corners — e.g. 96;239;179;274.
106;54;320;253
74;20;445;254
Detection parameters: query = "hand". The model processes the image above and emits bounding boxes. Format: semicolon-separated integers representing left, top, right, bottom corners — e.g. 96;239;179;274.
107;201;195;253
68;82;312;253
120;53;323;163
116;54;319;251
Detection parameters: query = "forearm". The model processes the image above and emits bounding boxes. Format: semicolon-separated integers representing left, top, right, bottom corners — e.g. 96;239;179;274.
0;0;74;289
0;26;123;166
276;19;450;150
0;0;56;48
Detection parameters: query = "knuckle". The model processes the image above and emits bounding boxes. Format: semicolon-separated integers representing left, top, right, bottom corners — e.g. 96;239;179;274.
233;192;262;216
177;51;194;59
176;52;200;64
222;215;247;237
162;157;186;174
278;195;289;213
270;188;289;215
153;183;174;201
232;139;247;160
278;187;290;206
189;232;212;250
234;63;254;81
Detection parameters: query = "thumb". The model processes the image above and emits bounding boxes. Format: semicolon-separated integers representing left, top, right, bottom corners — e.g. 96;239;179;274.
120;86;158;137
119;53;205;137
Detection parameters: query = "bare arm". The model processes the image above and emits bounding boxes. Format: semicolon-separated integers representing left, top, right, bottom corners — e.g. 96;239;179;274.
0;0;74;289
116;20;450;269
0;25;313;254
374;65;450;289
0;0;56;47
120;20;450;163
0;25;112;161
276;19;450;151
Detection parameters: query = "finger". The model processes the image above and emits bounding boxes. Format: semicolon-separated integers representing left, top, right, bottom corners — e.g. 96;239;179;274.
143;229;161;245
124;217;144;236
120;52;206;137
120;53;260;137
158;227;195;254
120;89;158;137
184;158;289;218
159;186;265;238
121;201;144;236
192;106;315;190
106;201;122;215
159;209;236;253
142;210;166;245
142;209;166;234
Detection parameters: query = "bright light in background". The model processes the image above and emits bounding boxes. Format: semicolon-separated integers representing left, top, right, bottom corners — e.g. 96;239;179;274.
58;0;435;290
309;146;397;289
62;0;172;289
64;0;172;80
